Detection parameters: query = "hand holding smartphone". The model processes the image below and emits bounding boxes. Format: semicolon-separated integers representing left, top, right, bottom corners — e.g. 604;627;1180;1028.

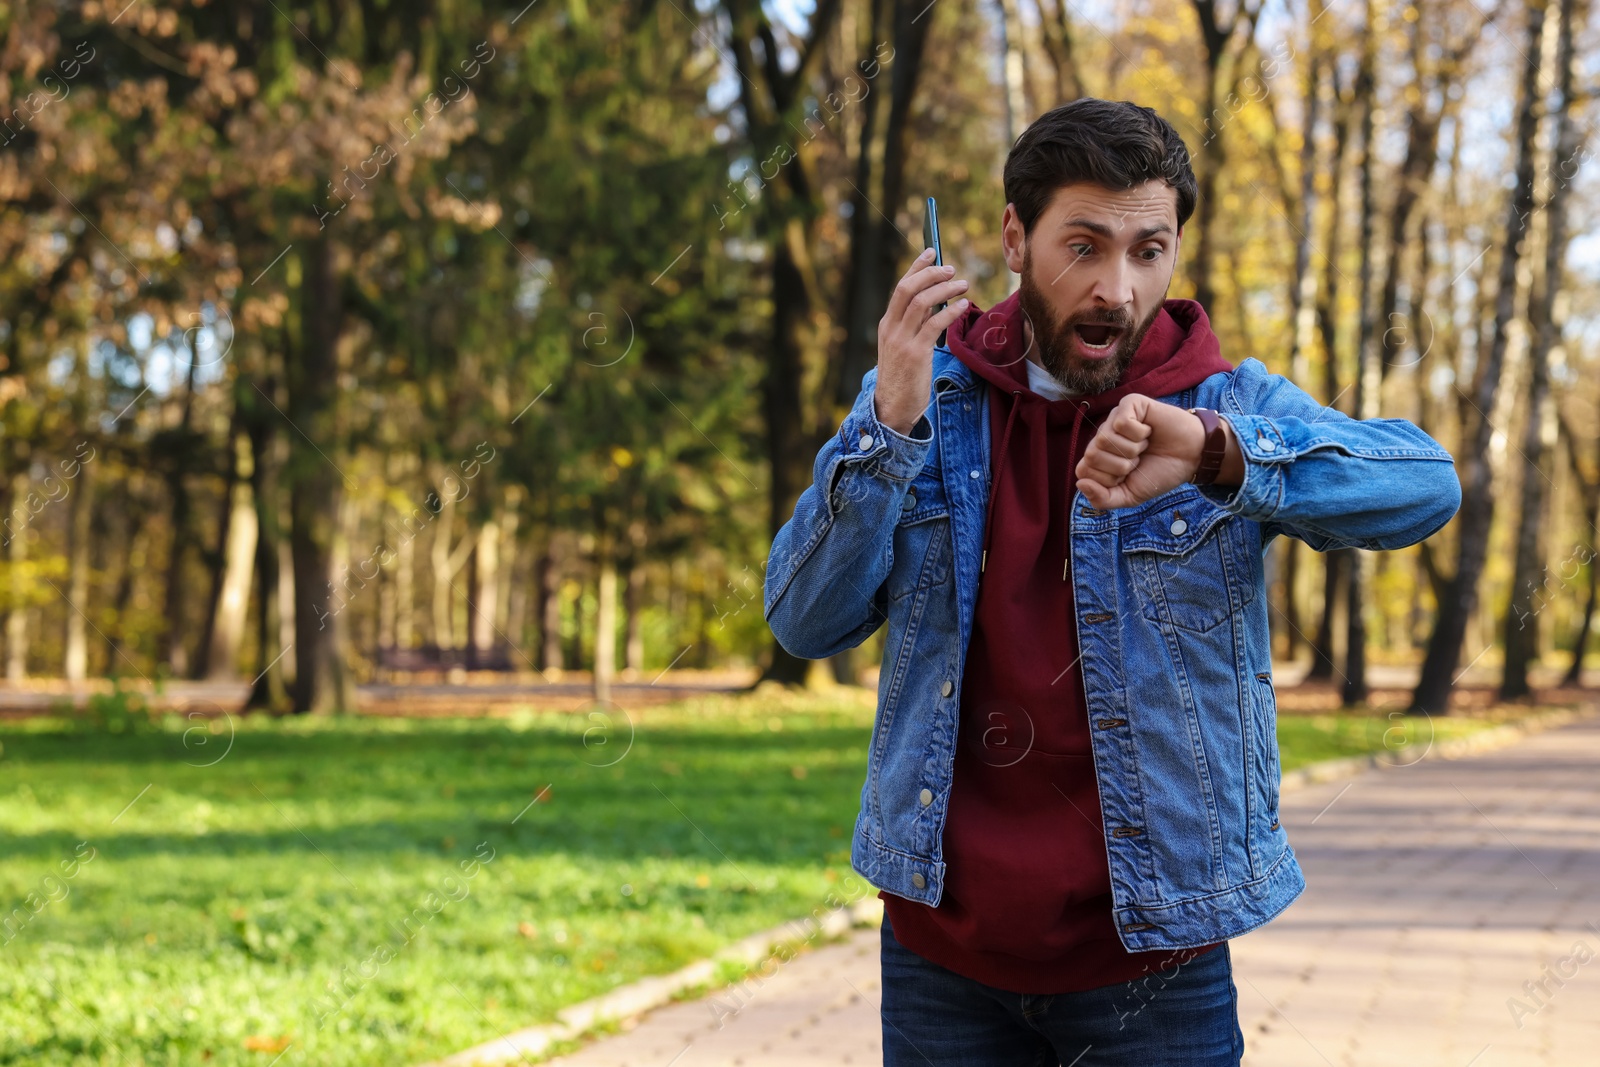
872;198;969;436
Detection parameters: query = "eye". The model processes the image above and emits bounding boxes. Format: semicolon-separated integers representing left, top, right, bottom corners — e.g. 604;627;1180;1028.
1069;244;1095;258
1138;247;1164;261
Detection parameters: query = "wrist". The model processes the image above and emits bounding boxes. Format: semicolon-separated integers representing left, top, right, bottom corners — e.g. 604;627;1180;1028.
873;393;922;437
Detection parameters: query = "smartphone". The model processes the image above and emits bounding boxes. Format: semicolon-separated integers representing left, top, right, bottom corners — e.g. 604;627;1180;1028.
922;197;948;345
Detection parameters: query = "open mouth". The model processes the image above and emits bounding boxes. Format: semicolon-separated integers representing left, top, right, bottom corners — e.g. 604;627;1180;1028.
1073;323;1124;353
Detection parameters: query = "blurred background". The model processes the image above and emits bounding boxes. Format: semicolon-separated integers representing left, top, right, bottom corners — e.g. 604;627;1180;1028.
1;0;1598;1064
0;0;1596;712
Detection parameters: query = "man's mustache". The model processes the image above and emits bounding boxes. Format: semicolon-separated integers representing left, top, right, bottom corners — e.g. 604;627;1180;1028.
1063;308;1135;329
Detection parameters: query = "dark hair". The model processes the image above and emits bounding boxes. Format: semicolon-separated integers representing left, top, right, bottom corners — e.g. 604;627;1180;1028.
1003;98;1197;234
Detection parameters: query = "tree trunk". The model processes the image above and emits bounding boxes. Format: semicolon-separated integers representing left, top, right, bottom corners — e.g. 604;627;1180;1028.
396;512;415;651
762;239;824;687
1036;0;1084;101
720;0;854;687
997;0;1031;142
159;346;204;677
623;558;645;677
1566;564;1598;687
1411;0;1547;715
1342;0;1382;706
505;555;529;668
495;490;521;639
287;235;353;714
836;0;894;411
1187;0;1261;311
594;540;617;704
1277;33;1323;668
1287;23;1323;387
193;427;233;681
471;515;500;664
429;479;476;654
1308;550;1343;680
567;561;586;676
204;429;258;680
159;484;192;678
538;534;563;672
1305;61;1355;683
1503;0;1583;699
1560;413;1600;686
65;457;93;682
105;489;143;678
5;472;27;682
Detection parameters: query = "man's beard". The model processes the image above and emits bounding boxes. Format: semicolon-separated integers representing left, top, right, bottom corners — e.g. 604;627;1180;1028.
1017;249;1163;395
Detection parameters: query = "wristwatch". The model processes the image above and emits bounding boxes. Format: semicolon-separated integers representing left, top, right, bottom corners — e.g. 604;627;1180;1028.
1187;407;1228;486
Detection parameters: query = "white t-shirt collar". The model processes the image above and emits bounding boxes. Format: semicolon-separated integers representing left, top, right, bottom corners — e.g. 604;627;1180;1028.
1024;357;1083;400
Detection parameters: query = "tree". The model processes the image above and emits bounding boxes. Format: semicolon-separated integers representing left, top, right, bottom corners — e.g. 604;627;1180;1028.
1411;0;1547;715
1502;0;1587;699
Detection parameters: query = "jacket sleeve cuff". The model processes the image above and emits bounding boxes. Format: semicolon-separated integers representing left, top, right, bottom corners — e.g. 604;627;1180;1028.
834;398;934;482
1194;413;1289;521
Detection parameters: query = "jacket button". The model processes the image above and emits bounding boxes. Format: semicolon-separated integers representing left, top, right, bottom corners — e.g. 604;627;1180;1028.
919;788;933;806
1257;436;1277;452
940;680;954;697
902;491;917;511
859;433;874;450
969;469;980;479
1170;518;1188;535
911;872;926;889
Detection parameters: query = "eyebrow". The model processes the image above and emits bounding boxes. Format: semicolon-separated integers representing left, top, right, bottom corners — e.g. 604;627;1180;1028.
1061;218;1174;241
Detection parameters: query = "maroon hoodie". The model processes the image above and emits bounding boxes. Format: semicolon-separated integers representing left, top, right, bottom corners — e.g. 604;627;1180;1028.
881;292;1233;994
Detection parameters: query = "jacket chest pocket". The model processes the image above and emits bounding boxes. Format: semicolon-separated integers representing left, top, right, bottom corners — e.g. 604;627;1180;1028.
1119;486;1254;632
888;465;952;601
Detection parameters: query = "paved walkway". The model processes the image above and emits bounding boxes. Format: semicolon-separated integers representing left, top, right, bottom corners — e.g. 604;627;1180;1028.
539;716;1600;1066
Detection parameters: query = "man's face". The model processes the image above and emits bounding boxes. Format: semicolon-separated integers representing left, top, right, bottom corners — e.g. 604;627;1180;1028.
1002;181;1181;394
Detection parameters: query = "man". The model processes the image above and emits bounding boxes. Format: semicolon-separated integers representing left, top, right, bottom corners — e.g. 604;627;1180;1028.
762;98;1461;1065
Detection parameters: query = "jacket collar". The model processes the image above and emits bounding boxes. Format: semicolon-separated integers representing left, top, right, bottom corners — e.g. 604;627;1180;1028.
932;345;979;392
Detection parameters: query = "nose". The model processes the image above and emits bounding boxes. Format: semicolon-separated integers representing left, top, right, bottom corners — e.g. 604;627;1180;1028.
1089;257;1134;311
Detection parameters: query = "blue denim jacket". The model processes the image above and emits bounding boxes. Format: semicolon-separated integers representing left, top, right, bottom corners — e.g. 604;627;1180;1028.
763;346;1461;951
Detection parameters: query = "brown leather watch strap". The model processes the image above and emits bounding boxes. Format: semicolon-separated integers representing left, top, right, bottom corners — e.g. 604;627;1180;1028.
1188;407;1227;486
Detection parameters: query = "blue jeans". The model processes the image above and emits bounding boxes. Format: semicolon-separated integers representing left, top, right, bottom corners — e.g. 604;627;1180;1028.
880;913;1245;1066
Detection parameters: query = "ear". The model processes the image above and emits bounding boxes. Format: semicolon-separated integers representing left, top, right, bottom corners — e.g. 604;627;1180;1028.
1001;203;1026;275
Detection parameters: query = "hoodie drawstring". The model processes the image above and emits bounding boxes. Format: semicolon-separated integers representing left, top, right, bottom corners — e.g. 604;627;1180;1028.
980;390;1022;574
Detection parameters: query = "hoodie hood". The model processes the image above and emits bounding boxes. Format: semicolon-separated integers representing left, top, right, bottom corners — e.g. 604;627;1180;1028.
946;291;1231;417
945;290;1233;571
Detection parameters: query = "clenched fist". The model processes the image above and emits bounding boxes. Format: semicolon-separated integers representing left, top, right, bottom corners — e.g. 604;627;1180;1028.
873;248;971;436
1074;394;1241;509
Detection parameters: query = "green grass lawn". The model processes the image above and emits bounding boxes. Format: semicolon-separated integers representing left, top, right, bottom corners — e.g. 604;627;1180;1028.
0;687;1509;1066
1275;709;1503;771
